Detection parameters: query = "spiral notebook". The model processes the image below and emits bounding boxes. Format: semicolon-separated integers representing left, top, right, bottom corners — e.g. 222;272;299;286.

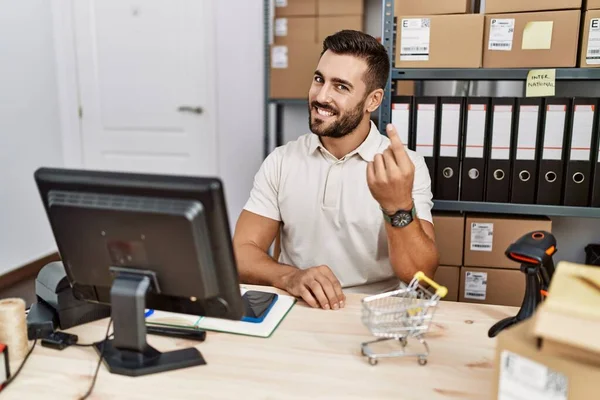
145;289;296;338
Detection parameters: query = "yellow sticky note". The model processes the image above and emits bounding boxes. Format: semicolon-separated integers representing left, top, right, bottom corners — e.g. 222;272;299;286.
526;69;555;97
522;21;553;50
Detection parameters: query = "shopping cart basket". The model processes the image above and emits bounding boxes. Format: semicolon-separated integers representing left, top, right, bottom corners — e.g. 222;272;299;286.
360;271;447;366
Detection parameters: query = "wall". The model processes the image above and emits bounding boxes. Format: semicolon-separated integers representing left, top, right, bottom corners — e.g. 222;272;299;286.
0;0;63;274
216;0;265;230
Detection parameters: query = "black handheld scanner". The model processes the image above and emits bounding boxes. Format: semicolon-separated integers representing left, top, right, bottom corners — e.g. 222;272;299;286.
505;230;557;289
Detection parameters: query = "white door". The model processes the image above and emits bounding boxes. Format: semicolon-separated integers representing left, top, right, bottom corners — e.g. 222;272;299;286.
72;0;217;176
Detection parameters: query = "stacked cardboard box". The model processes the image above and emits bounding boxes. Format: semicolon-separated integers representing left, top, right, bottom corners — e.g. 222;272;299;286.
581;1;600;67
432;212;553;307
270;0;364;99
394;0;485;68
480;0;581;68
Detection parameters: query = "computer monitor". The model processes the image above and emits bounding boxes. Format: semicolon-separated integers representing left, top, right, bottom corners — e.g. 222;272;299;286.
34;167;244;376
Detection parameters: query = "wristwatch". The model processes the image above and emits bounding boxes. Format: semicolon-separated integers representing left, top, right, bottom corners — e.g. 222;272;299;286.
382;203;416;228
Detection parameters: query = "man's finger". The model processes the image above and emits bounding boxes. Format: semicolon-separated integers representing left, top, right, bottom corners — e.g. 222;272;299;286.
373;154;387;182
309;280;331;310
314;274;340;310
299;288;319;308
382;147;399;170
320;268;346;307
386;124;411;169
366;162;376;185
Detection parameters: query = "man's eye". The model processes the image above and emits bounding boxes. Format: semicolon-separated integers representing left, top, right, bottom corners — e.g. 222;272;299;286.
314;76;323;83
337;84;348;91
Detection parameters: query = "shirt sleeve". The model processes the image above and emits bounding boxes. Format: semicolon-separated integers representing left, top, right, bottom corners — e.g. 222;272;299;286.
242;148;282;221
410;153;434;225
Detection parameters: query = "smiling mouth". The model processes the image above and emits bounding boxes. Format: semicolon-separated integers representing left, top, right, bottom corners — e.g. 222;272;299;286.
314;106;336;118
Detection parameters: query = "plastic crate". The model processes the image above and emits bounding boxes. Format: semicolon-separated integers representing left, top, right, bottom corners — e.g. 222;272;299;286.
585;244;600;266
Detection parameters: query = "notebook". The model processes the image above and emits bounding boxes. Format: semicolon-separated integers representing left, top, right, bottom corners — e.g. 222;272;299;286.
145;288;296;338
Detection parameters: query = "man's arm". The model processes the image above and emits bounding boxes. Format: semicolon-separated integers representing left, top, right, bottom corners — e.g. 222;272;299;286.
384;218;439;283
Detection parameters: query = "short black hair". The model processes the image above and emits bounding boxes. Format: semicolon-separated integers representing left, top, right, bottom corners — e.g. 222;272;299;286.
321;30;390;93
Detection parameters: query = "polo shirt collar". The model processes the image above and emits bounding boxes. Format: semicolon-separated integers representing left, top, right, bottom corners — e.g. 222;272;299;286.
308;121;382;161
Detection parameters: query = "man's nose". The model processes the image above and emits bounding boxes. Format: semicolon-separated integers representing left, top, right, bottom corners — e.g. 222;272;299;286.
315;84;332;105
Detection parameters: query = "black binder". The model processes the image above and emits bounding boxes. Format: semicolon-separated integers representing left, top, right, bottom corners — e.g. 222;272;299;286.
413;97;438;194
485;98;515;203
435;97;464;200
592;123;600;207
510;98;542;204
563;98;597;206
536;98;569;205
461;98;489;202
391;96;413;149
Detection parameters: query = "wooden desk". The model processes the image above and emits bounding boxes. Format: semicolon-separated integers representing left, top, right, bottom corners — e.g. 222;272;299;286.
3;286;516;399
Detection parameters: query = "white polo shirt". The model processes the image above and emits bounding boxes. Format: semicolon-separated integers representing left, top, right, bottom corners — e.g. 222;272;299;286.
243;121;434;294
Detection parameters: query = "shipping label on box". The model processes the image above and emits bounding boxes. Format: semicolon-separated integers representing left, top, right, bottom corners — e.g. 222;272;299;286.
488;18;515;51
400;18;431;61
464;270;488;300
275;18;288;36
271;46;289;68
587;18;600;64
470;222;493;252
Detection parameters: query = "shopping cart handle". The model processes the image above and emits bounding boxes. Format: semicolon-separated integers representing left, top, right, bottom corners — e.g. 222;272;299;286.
414;271;448;298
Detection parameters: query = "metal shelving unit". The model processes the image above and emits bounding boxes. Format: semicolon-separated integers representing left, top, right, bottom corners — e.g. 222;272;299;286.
433;201;600;219
392;68;600;81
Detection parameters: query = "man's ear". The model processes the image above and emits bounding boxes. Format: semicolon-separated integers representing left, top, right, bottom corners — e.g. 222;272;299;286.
365;88;384;113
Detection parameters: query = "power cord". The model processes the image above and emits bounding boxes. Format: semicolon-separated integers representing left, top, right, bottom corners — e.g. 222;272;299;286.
79;317;113;400
2;339;38;389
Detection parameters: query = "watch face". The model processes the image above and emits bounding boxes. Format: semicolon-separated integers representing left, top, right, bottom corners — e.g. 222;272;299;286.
392;211;412;227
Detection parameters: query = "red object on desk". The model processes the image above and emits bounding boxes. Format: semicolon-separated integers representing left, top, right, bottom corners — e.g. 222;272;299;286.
0;343;10;391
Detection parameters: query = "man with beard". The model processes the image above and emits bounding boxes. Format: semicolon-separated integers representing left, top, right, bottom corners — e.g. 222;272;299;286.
233;30;438;310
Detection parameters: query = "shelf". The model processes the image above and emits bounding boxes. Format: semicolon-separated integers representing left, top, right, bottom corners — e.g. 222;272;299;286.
433;200;600;218
269;98;308;105
392;68;600;81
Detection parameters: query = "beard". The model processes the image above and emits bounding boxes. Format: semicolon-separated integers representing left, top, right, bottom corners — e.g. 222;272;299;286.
308;97;367;139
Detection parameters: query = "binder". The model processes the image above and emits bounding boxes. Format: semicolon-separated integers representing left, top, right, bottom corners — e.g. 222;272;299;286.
563;98;597;207
461;98;489;202
510;98;542;204
435;97;464;200
592;123;600;207
391;96;413;149
413;97;438;193
536;98;569;205
485;98;515;203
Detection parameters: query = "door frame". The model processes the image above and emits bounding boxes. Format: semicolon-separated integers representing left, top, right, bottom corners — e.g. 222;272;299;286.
50;0;219;172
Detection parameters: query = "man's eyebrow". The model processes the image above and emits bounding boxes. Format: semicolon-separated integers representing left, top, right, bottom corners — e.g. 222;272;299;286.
331;77;354;89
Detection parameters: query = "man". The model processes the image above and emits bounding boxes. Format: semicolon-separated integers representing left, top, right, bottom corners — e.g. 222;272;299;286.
233;30;439;310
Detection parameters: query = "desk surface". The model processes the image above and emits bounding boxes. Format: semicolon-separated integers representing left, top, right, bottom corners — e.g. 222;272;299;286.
4;286;516;400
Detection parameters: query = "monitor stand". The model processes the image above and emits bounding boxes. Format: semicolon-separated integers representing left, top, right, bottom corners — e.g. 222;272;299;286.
93;270;206;377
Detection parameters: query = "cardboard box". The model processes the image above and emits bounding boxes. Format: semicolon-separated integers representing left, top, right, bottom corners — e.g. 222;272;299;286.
434;266;460;301
482;10;581;68
464;215;552;269
395;81;415;96
318;0;363;16
273;17;317;45
317;16;363;43
396;14;485;68
432;213;464;266
481;0;581;14
270;42;321;99
275;0;317;17
580;10;600;67
587;0;600;10
492;318;600;400
394;0;471;16
459;267;525;306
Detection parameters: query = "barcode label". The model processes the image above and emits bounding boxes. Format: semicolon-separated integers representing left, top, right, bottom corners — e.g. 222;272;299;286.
470;222;493;252
587;19;600;64
499;351;568;400
400;18;430;61
489;18;515;51
464;271;487;300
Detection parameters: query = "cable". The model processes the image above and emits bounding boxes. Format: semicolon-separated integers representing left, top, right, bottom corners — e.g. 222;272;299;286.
73;333;114;348
79;317;112;400
2;339;38;389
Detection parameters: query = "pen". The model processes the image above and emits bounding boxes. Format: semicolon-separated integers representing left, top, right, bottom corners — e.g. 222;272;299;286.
146;325;206;342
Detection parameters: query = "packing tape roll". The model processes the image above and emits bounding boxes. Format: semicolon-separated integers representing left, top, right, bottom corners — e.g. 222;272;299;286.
0;298;29;361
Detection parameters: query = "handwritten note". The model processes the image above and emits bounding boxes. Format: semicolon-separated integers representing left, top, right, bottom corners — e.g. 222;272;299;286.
526;69;555;97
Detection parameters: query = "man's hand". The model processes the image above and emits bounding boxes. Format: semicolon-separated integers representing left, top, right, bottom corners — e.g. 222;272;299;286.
367;123;415;212
280;265;345;310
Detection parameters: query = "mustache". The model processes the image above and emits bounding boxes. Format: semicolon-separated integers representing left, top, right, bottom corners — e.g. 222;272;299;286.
311;101;338;114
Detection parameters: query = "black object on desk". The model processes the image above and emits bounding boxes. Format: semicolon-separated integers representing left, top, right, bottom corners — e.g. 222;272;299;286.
146;326;206;341
488;230;557;338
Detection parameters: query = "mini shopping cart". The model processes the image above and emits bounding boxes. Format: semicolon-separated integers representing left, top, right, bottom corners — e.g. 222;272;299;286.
360;271;447;366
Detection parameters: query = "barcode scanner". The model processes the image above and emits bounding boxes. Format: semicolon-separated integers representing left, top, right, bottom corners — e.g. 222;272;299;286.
488;231;557;338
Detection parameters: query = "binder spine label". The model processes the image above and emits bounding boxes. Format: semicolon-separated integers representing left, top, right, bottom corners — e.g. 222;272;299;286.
400;18;430;61
586;18;600;65
465;104;486;158
470;223;493;252
464;271;487;300
391;103;410;146
570;105;595;161
491;105;512;160
516;105;539;160
542;105;566;160
488;19;515;51
440;103;461;157
416;103;435;157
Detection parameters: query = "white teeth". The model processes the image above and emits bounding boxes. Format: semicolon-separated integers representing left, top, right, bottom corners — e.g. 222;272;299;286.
316;107;334;117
